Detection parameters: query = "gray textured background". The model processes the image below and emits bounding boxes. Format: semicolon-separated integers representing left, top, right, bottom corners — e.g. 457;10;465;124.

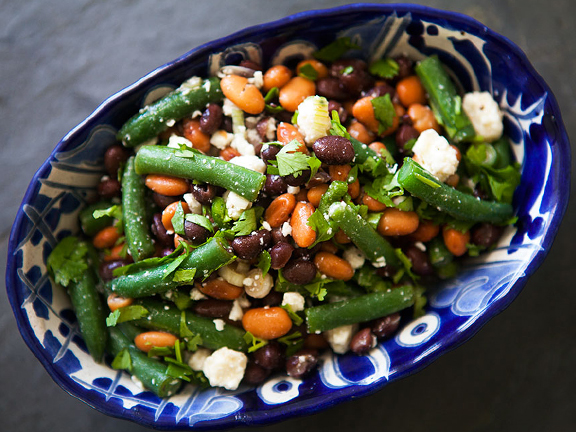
1;1;575;431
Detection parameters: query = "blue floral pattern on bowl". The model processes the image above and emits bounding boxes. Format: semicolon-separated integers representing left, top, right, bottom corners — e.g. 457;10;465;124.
6;4;570;430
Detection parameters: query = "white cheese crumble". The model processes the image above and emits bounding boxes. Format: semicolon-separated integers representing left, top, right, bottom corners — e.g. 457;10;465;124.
167;135;193;149
262;221;272;231
324;324;358;354
282;292;305;312
412;129;459;182
372;255;387;268
223;190;252;219
462;91;503;142
248;70;264;89
281;221;292;237
178;76;202;93
296;95;332;145
243;268;273;298
231;132;255;156
414;242;426;252
264;117;277;140
213;319;226;331
210;130;234;150
287;186;300;195
190;287;207;301
343;247;366;270
228;298;246;321
223;98;239;116
229;155;266;173
182;193;202;214
188;348;211;371
202;347;247;390
131;375;146;391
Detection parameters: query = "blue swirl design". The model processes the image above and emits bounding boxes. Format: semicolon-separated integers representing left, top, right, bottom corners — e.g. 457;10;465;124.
8;6;565;430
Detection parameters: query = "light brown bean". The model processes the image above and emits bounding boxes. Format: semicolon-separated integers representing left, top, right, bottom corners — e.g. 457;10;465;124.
198;279;244;300
134;331;178;353
314;252;354;281
307;184;329;207
145;174;189;196
409;219;440;243
290;201;316;248
407;103;441;133
362;193;387;211
242;307;292;340
279;76;316;112
182;118;211;153
221;75;265;115
161;201;190;232
107;293;133;311
93;226;121;249
265;193;296;228
296;59;329;80
442;226;470;257
263;65;293;92
347;120;374;144
377;208;419;236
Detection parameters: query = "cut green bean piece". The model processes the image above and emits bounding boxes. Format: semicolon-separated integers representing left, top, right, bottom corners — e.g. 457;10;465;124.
427;236;454;267
107;236;235;298
415;55;475;143
117;77;222;147
397;158;513;223
108;326;182;397
135;146;265;201
133;299;249;352
327;201;400;268
305;286;414;333
69;270;108;362
122;157;155;261
79;201;114;236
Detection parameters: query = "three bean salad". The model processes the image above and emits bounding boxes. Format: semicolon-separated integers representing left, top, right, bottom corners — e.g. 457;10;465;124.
47;37;521;396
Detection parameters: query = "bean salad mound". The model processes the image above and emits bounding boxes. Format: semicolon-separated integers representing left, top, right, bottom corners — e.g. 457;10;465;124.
47;37;521;396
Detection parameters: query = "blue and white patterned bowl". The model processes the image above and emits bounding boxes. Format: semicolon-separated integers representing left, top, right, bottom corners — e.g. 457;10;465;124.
6;3;570;430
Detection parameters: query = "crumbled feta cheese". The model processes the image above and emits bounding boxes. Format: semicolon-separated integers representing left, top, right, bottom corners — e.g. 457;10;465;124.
228;298;245;321
222;98;239;116
182;193;202;214
462;91;503;142
223;190;252;219
248;70;264;89
372;255;387;268
281;221;292;237
243;268;273;298
414;242;426;252
262;221;272;231
213;319;226;331
210;130;234;149
296;96;331;145
202;347;247;390
246;128;263;146
229;155;266;173
231;133;255;156
131;375;146;391
264;117;277;140
188;348;211;371
165;119;176;127
178;76;202;92
324;324;358;354
282;292;305;312
343;247;365;270
218;263;247;287
190;287;207;300
412;129;459;182
287;186;300;195
167;135;193;149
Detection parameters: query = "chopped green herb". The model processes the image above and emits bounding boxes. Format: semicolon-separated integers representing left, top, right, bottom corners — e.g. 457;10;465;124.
257;250;271;277
281;304;303;326
111;243;186;277
172;268;197;283
278;331;304;356
340;65;354;75
313;37;361;62
147;346;174;357
185;213;214;233
371;93;396;134
298;63;318;80
243;331;268;353
106;305;149;327
171;202;186;236
267;140;310;178
47;237;90;287
111;348;132;372
368;58;399;79
393;248;419;284
211;196;231;229
93;205;122;221
226;207;264;237
264;87;279;103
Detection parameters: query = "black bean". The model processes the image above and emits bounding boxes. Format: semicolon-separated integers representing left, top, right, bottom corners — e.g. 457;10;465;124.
192;299;233;318
283;258;317;284
243;362;270;385
286;349;318;378
350;328;376;355
472;223;503;248
274;110;293;124
306;170;331;188
313;136;355;165
151;213;172;246
104;144;130;177
270;242;294;269
395;124;419;151
97;178;121;199
371;313;401;339
152;192;179;209
159;247;175;257
260;143;281;164
184;220;211;245
291;244;320;261
260;290;283;307
190;183;217;205
239;59;262;71
263;174;288;196
330;58;367;76
365;83;395;98
473;186;490;201
199;103;223;135
332;60;372;96
394;55;414;80
222;116;233;133
316;77;349;100
253;194;272;209
253;342;285;370
404;245;434;276
231;230;271;260
327;100;348;123
284;169;310;187
99;260;130;282
256;117;273;140
401;114;413;126
271;227;287;244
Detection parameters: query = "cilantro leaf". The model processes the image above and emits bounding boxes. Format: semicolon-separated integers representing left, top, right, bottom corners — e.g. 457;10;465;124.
263;87;279;103
147;346;174;357
273;140;310;177
412;285;427;318
307;156;322;178
162;252;189;280
306;181;349;246
112;243;186;277
243;331;268;353
392;248;419;284
180;311;203;351
171;202;186;236
281;304;303;326
257;250;271;277
298;63;318;80
278;331;304;356
313;37;361;62
93;204;122;221
226;207;264;237
172;291;193;310
211;196;231;229
185;214;214;233
368;58;399;79
111;348;132;372
275;271;329;301
47;236;90;287
106;305;149;327
371;93;396;134
329;110;351;138
172;268;197;283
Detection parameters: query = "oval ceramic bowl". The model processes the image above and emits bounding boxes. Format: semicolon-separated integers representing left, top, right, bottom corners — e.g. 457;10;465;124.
6;3;570;430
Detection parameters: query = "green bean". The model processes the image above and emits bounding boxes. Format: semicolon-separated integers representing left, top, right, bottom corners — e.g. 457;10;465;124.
117;77;222;147
415;55;475;143
427;236;454;267
79;201;113;236
135;146;265;201
133;299;249;352
107;236;235;298
327;201;400;268
397;158;513;223
305;286;415;333
68;270;108;362
122;157;156;261
108;326;182;398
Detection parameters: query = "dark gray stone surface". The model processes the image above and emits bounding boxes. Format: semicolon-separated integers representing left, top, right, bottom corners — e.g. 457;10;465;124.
1;1;574;431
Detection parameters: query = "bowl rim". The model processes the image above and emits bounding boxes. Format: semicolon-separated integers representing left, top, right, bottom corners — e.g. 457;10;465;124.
6;2;571;430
